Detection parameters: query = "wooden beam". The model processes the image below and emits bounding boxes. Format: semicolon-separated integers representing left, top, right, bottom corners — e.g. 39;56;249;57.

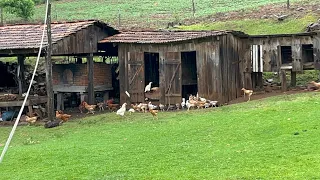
291;70;296;87
87;53;95;104
281;70;287;92
17;55;25;95
45;2;54;121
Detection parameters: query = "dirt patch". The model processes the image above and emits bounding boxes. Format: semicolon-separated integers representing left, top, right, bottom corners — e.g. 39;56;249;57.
228;89;310;105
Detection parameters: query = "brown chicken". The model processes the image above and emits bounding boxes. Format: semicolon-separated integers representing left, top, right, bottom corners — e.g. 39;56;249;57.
56;111;72;122
106;101;119;112
25;115;38;125
149;109;158;120
310;81;320;90
79;101;86;113
82;101;97;114
241;88;253;102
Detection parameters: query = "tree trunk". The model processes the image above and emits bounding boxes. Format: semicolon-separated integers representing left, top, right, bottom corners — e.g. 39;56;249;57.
287;0;290;9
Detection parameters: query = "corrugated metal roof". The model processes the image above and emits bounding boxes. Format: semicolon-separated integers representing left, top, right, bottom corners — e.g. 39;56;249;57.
99;30;244;44
0;20;113;50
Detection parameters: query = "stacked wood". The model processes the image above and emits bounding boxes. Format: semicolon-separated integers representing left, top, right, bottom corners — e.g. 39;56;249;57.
0;94;17;101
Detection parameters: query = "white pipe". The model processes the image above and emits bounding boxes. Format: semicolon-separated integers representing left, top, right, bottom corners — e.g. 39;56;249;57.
0;0;50;163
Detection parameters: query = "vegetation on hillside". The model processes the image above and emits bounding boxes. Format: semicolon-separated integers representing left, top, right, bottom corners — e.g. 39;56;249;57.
1;93;320;179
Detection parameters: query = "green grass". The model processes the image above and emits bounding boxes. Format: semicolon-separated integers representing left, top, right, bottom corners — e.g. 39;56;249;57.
1;93;320;179
2;0;308;26
179;13;319;35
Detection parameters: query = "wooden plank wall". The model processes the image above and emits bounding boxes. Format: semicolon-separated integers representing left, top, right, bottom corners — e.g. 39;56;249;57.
118;35;246;104
52;25;110;55
313;34;320;70
250;36;313;72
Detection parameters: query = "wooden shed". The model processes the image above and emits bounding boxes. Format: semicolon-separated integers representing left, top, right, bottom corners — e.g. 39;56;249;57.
100;30;249;105
243;31;320;90
0;20;118;111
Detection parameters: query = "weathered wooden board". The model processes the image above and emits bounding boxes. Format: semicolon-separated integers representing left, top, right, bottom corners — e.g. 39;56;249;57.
292;39;303;72
164;52;181;104
314;36;320;70
128;52;145;103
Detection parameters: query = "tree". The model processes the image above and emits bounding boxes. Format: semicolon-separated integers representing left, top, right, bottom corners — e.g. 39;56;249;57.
0;0;35;21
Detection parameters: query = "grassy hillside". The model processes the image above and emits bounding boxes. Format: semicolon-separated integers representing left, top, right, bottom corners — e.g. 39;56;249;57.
1;93;320;179
2;0;312;28
179;13;318;35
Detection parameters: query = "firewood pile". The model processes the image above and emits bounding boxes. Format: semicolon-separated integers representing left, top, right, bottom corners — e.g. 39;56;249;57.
6;61;47;97
0;94;17;101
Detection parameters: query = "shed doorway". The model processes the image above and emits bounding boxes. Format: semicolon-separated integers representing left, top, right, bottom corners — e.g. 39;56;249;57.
144;52;160;101
181;51;198;99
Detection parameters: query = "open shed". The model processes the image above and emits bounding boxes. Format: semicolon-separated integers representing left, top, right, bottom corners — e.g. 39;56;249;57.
100;30;250;105
243;31;320;91
0;20;118;113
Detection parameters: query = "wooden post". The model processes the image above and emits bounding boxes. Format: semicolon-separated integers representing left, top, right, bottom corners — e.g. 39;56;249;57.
291;70;296;87
0;7;3;26
17;55;25;95
87;53;94;104
281;70;287;92
56;93;63;110
287;0;290;9
118;9;121;27
45;2;54;121
192;0;196;18
159;55;165;105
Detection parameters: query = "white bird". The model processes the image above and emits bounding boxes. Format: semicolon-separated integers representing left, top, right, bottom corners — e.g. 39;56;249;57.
148;102;157;110
116;103;127;116
186;100;195;111
125;91;130;97
204;103;210;108
145;82;153;92
181;98;186;109
209;101;218;107
128;108;135;114
159;103;165;111
199;97;206;102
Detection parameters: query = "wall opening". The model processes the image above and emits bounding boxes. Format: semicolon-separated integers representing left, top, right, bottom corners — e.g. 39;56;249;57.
181;51;198;99
144;52;160;87
302;44;314;63
281;46;292;64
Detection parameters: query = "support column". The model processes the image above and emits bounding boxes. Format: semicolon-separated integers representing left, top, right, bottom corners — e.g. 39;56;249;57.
17;55;25;95
290;70;296;87
87;53;94;104
56;93;63;111
45;2;54;121
281;70;287;92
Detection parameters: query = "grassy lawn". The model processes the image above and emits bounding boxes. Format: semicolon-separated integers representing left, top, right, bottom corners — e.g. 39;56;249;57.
178;13;318;35
1;92;320;179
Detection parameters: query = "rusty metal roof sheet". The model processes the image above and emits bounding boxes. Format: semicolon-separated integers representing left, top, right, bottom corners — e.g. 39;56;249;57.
0;20;114;51
99;30;247;44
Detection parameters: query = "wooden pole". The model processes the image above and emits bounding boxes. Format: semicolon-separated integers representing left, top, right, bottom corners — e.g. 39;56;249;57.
291;70;296;87
0;7;3;26
118;9;121;27
287;0;290;9
192;0;195;18
281;70;287;92
17;55;25;95
87;53;94;104
45;2;54;121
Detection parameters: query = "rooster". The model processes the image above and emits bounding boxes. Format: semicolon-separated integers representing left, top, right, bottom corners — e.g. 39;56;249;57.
55;111;71;123
83;101;97;114
149;109;158;120
116;103;127;116
181;98;186;109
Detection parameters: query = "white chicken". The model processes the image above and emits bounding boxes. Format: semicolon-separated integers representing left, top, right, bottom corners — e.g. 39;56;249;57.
128;108;135;114
159;103;165;111
181;98;186;109
199;97;206;102
144;82;153;92
116;103;127;116
186;100;195;111
209;101;218;107
148;102;157;110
